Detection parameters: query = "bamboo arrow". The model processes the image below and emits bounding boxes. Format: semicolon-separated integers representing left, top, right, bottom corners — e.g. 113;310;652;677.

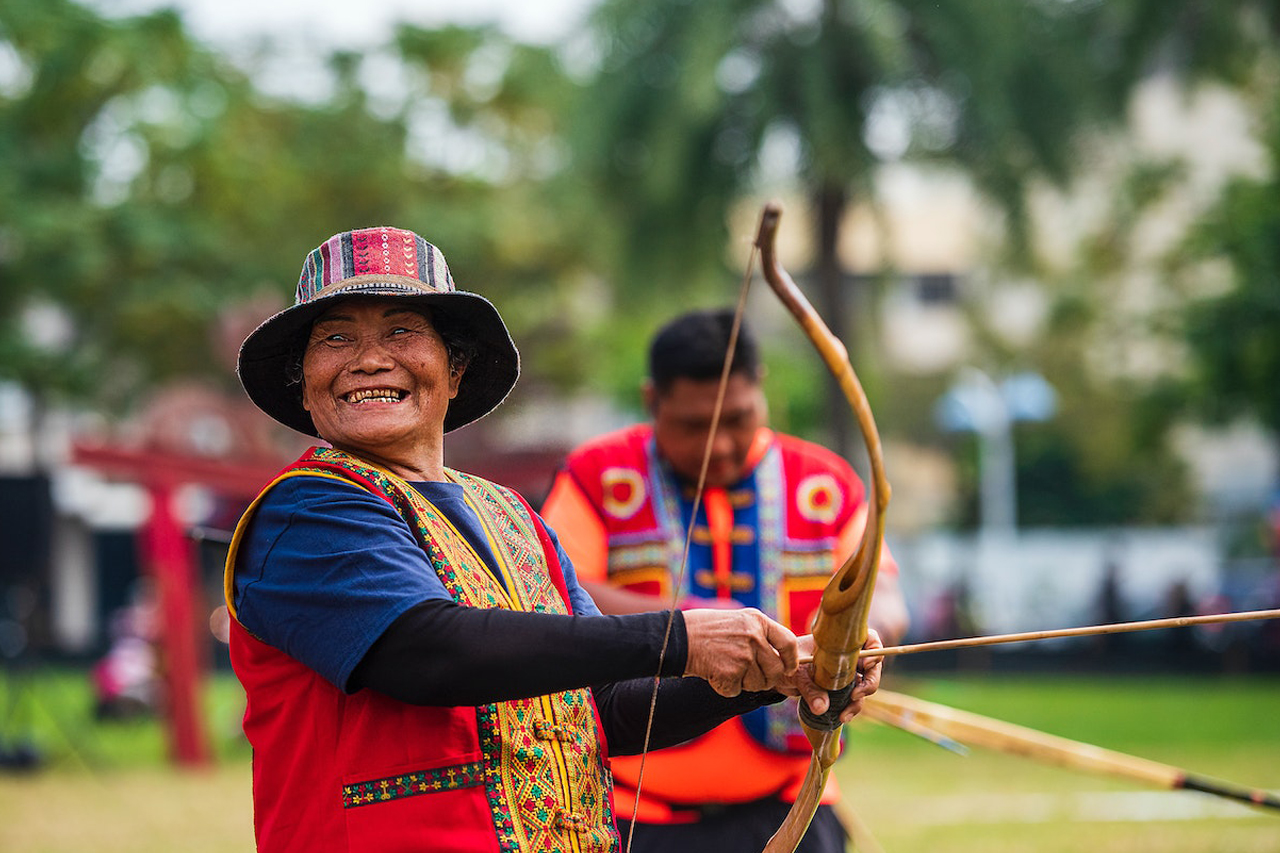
861;703;969;756
796;608;1280;665
862;689;1280;811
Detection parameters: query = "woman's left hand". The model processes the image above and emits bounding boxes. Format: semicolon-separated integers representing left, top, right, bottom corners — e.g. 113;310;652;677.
775;628;884;724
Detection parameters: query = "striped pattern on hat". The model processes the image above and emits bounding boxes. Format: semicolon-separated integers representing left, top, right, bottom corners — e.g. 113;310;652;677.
296;227;455;303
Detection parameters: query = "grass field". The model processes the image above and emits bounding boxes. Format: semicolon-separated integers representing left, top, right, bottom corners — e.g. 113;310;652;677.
1;669;1277;852
838;673;1280;852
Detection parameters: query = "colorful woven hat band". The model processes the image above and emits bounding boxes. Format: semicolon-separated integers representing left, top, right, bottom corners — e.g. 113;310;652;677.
296;227;455;303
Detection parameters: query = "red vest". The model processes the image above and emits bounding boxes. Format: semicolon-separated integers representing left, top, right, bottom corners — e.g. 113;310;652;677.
225;448;618;852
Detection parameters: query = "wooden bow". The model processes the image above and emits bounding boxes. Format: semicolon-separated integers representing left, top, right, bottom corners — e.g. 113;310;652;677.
754;201;892;853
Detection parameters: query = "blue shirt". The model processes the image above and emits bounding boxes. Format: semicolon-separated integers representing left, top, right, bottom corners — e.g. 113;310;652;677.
233;476;595;691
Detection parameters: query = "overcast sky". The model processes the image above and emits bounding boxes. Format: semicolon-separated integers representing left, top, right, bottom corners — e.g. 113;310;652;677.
88;0;601;103
90;0;598;48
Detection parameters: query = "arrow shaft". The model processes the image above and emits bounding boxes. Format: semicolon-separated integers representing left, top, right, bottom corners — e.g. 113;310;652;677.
852;608;1280;660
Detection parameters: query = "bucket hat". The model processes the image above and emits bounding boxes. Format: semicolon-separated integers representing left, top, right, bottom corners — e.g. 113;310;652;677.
238;226;519;436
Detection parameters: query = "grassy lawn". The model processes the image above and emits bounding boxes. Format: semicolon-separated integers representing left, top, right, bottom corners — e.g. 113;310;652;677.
837;673;1280;852
1;669;1277;852
0;667;254;852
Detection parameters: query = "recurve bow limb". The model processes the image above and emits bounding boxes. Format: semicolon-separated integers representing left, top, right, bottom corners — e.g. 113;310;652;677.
755;201;891;853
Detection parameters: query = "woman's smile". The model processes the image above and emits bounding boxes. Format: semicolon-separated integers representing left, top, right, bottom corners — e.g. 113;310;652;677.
344;387;408;404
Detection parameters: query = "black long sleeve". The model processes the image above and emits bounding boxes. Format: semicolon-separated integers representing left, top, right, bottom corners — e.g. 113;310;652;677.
348;599;784;753
348;599;687;705
591;676;781;755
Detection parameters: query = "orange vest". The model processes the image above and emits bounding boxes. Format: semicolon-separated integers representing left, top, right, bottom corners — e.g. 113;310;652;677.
545;427;865;818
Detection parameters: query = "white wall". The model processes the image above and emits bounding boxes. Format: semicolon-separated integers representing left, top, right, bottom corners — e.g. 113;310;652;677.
893;527;1222;640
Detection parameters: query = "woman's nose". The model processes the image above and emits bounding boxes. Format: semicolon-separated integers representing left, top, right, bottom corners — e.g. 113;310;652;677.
350;336;395;371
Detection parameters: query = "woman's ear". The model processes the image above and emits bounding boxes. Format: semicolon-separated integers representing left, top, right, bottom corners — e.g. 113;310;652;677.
449;365;466;398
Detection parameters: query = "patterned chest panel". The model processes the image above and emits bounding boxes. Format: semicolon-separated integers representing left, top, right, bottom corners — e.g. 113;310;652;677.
297;449;618;852
448;472;566;615
602;442;828;603
597;442;839;753
599;440;683;577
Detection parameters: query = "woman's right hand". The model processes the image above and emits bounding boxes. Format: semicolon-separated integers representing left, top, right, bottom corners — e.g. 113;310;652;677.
682;608;801;696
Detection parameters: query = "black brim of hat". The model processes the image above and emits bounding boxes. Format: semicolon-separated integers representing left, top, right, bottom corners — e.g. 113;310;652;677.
237;287;519;437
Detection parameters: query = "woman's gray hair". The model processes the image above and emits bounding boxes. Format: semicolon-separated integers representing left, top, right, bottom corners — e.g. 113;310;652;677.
434;309;479;377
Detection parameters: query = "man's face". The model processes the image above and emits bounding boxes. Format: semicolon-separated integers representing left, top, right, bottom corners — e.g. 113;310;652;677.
647;372;767;487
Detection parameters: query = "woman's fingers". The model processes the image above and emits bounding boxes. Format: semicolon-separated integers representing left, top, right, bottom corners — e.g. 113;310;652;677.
682;612;886;712
851;628;884;700
782;628;886;719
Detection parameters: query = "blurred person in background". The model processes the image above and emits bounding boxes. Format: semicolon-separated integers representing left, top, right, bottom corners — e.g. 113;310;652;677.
92;580;159;720
542;308;907;853
222;228;884;853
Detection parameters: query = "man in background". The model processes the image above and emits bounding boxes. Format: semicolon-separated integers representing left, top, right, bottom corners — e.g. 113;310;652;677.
542;308;908;852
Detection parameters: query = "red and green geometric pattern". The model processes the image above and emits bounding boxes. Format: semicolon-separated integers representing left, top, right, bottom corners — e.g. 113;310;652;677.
342;762;485;808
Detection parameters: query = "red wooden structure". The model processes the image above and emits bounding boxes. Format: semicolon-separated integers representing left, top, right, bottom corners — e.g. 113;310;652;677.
70;384;288;766
72;442;281;766
69;382;569;765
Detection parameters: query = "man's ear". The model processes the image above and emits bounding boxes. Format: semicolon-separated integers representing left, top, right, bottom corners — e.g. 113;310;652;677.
641;379;657;415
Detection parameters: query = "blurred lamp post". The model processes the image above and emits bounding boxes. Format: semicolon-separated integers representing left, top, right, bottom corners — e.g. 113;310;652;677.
935;368;1056;536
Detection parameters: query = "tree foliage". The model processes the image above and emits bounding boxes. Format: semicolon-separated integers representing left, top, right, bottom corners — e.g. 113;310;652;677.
570;0;1145;459
4;0;1279;529
0;2;588;417
1173;88;1280;440
573;0;1134;291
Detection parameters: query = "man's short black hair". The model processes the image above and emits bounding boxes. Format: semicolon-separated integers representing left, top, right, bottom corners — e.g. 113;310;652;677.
648;308;760;394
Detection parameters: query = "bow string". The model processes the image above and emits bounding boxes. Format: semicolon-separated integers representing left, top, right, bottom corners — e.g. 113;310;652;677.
624;227;760;852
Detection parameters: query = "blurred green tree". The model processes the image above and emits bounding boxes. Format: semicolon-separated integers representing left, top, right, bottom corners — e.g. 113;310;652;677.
571;0;1122;455
1011;0;1280;525
1172;97;1280;444
1139;1;1280;452
0;0;423;414
0;3;588;430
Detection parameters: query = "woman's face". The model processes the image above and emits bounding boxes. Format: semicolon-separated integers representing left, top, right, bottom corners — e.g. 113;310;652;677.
301;298;462;463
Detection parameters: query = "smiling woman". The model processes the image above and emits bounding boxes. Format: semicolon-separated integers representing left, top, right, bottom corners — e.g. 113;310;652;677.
219;225;885;853
299;302;466;481
237;226;517;440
